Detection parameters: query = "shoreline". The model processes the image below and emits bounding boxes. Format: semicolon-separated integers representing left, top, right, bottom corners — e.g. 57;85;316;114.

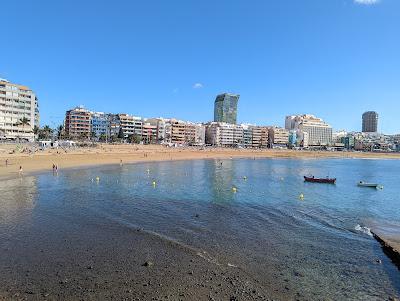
2;144;400;181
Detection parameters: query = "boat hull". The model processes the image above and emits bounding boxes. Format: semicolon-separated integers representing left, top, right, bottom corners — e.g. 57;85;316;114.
304;176;336;184
358;183;379;188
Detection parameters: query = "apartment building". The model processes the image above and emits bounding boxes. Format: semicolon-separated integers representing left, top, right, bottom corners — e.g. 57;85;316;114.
0;78;39;141
206;122;243;147
362;111;378;133
268;127;289;146
169;119;205;145
91;112;110;139
240;125;269;148
145;118;169;142
242;125;253;147
65;106;91;139
118;114;143;138
285;114;332;146
109;114;121;137
142;122;158;143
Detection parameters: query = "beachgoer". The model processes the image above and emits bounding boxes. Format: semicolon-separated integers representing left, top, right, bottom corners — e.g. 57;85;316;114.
19;166;23;175
5;159;8;167
120;159;123;166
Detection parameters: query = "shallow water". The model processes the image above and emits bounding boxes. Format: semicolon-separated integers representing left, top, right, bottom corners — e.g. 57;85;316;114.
1;158;399;300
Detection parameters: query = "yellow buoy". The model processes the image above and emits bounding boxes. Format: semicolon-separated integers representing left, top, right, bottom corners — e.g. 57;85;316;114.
232;187;237;193
96;177;100;182
152;181;156;187
243;176;247;180
299;193;304;200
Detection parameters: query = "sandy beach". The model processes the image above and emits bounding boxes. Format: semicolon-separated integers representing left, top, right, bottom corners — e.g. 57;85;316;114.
1;143;400;180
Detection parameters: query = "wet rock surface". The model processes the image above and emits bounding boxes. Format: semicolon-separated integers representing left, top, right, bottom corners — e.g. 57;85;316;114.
0;222;272;301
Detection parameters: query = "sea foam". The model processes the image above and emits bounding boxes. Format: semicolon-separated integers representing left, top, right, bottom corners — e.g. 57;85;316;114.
355;224;373;237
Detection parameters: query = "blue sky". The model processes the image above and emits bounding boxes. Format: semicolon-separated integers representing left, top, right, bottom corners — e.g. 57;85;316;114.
1;0;399;133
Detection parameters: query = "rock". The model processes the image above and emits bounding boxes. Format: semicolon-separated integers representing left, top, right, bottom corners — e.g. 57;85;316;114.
294;271;304;277
142;261;154;267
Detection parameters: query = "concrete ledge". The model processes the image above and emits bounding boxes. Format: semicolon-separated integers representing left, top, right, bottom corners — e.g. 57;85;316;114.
372;231;400;269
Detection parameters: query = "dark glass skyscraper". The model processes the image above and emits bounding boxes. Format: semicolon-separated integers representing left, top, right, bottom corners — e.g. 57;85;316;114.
362;111;378;133
214;93;239;124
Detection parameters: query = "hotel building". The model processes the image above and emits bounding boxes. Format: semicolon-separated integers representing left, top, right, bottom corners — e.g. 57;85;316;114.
214;93;240;124
285;114;333;146
0;78;39;141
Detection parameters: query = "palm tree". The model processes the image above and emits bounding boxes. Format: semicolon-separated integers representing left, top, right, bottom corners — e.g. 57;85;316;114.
56;125;64;140
13;117;31;141
37;125;51;140
14;117;31;128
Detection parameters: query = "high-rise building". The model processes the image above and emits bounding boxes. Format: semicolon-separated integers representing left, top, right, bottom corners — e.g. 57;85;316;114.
285;114;332;146
362;111;378;133
0;78;39;141
214;93;239;124
65;106;91;139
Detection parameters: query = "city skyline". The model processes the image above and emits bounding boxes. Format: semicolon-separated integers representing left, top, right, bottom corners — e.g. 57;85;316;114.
1;0;399;133
0;77;392;138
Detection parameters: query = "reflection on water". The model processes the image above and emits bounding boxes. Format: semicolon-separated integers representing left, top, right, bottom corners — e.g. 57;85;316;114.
0;158;399;300
0;176;37;227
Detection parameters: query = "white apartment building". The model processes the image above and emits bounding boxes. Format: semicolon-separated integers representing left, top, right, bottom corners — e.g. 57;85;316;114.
285;114;332;146
206;122;243;147
0;79;39;141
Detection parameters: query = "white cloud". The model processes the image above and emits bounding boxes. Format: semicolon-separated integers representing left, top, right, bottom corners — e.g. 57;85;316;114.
354;0;380;5
193;83;203;89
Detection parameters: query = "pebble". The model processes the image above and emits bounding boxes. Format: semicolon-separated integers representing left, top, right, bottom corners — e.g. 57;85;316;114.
143;261;154;267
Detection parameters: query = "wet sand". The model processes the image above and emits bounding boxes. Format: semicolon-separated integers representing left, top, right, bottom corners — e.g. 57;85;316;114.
0;213;270;301
1;143;400;180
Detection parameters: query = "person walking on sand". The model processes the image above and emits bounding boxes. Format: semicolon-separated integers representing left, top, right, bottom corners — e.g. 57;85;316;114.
120;159;123;166
19;166;23;175
5;159;8;167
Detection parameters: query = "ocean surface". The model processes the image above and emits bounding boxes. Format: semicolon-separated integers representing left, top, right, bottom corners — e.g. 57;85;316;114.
1;158;399;300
